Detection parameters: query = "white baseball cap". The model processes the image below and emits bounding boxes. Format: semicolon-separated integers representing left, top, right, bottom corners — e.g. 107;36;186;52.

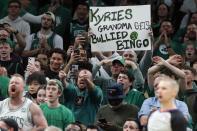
44;11;55;22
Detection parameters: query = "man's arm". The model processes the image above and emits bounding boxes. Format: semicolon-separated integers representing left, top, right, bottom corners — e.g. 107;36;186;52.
4;26;26;54
29;103;48;130
22;12;43;24
147;56;164;88
88;85;103;105
138;98;153;126
125;60;144;90
22;48;40;57
92;59;112;79
63;52;80;74
139;30;154;78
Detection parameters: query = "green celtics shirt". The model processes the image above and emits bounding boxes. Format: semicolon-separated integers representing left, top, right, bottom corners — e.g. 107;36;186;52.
123;89;145;108
153;39;185;59
40;103;75;130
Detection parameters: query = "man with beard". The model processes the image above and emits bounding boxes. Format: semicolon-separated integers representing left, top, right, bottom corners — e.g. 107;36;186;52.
64;69;103;126
153;19;185;59
22;11;63;57
39;0;72;49
96;83;139;131
0;74;48;131
184;23;197;42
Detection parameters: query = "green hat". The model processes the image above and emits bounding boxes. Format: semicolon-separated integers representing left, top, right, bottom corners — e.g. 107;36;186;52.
112;57;125;66
0;38;15;49
47;79;63;93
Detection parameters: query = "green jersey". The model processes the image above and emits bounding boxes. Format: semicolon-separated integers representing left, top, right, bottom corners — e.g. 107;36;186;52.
153;39;185;59
124;89;145;108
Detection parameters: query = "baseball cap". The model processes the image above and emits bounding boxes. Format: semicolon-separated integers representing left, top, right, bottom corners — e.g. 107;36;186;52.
112;57;125;66
107;83;124;100
44;11;55;22
47;79;63;93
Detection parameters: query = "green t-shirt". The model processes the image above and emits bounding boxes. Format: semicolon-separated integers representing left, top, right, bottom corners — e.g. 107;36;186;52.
40;103;75;130
173;28;186;43
0;1;8;19
0;76;10;99
123;89;145;108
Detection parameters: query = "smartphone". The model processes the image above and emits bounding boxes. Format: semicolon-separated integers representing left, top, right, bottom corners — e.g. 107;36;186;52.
71;64;78;72
74;49;80;55
28;57;35;64
98;118;107;124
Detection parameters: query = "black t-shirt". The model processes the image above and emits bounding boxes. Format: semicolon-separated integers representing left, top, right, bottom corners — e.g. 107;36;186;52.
44;68;59;80
0;60;24;76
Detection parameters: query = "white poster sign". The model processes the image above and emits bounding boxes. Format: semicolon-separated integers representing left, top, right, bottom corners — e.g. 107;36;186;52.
90;5;151;52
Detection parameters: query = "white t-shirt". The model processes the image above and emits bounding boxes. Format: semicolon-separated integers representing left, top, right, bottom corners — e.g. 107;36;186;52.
25;31;63;50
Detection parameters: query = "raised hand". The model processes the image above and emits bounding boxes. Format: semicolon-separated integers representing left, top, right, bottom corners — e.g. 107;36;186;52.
152;56;164;65
167;55;183;66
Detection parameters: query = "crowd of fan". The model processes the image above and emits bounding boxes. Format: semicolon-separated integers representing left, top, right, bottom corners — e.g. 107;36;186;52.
0;0;197;131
